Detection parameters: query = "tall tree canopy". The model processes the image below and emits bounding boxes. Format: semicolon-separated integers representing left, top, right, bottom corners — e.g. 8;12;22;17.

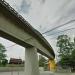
57;35;75;69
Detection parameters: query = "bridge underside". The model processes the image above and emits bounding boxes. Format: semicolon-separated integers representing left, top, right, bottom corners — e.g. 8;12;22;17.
0;8;54;59
0;12;53;58
0;1;55;75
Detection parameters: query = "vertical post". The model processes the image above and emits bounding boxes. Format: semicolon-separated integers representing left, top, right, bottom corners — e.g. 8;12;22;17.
25;47;40;75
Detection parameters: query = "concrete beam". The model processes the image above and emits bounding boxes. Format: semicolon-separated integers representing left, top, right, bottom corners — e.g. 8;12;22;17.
0;13;54;58
0;0;55;59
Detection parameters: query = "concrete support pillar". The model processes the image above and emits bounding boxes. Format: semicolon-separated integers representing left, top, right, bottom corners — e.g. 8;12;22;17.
25;47;40;75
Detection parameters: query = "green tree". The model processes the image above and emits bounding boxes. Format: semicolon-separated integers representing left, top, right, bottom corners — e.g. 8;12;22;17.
57;35;74;68
2;59;8;66
39;55;47;67
70;41;75;69
0;43;7;65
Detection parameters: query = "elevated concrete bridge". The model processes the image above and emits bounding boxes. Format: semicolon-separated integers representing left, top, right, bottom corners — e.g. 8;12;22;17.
0;0;55;75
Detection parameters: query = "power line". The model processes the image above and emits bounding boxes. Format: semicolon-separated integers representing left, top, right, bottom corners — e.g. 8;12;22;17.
42;19;75;34
47;27;75;39
46;27;75;36
6;44;16;49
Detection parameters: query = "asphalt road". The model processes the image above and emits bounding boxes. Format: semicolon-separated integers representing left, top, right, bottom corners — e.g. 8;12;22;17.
0;71;75;75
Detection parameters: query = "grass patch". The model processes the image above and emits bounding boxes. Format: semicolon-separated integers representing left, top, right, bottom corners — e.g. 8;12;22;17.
0;64;24;67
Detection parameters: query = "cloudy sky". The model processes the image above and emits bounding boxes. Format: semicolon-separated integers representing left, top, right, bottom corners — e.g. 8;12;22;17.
1;0;75;61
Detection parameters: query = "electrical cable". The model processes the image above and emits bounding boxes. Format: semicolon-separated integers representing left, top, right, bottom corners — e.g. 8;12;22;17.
46;27;75;36
6;44;16;49
48;27;75;39
42;19;75;34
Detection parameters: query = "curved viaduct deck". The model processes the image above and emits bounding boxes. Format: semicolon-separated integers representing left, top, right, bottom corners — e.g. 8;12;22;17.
0;0;55;75
0;0;55;59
